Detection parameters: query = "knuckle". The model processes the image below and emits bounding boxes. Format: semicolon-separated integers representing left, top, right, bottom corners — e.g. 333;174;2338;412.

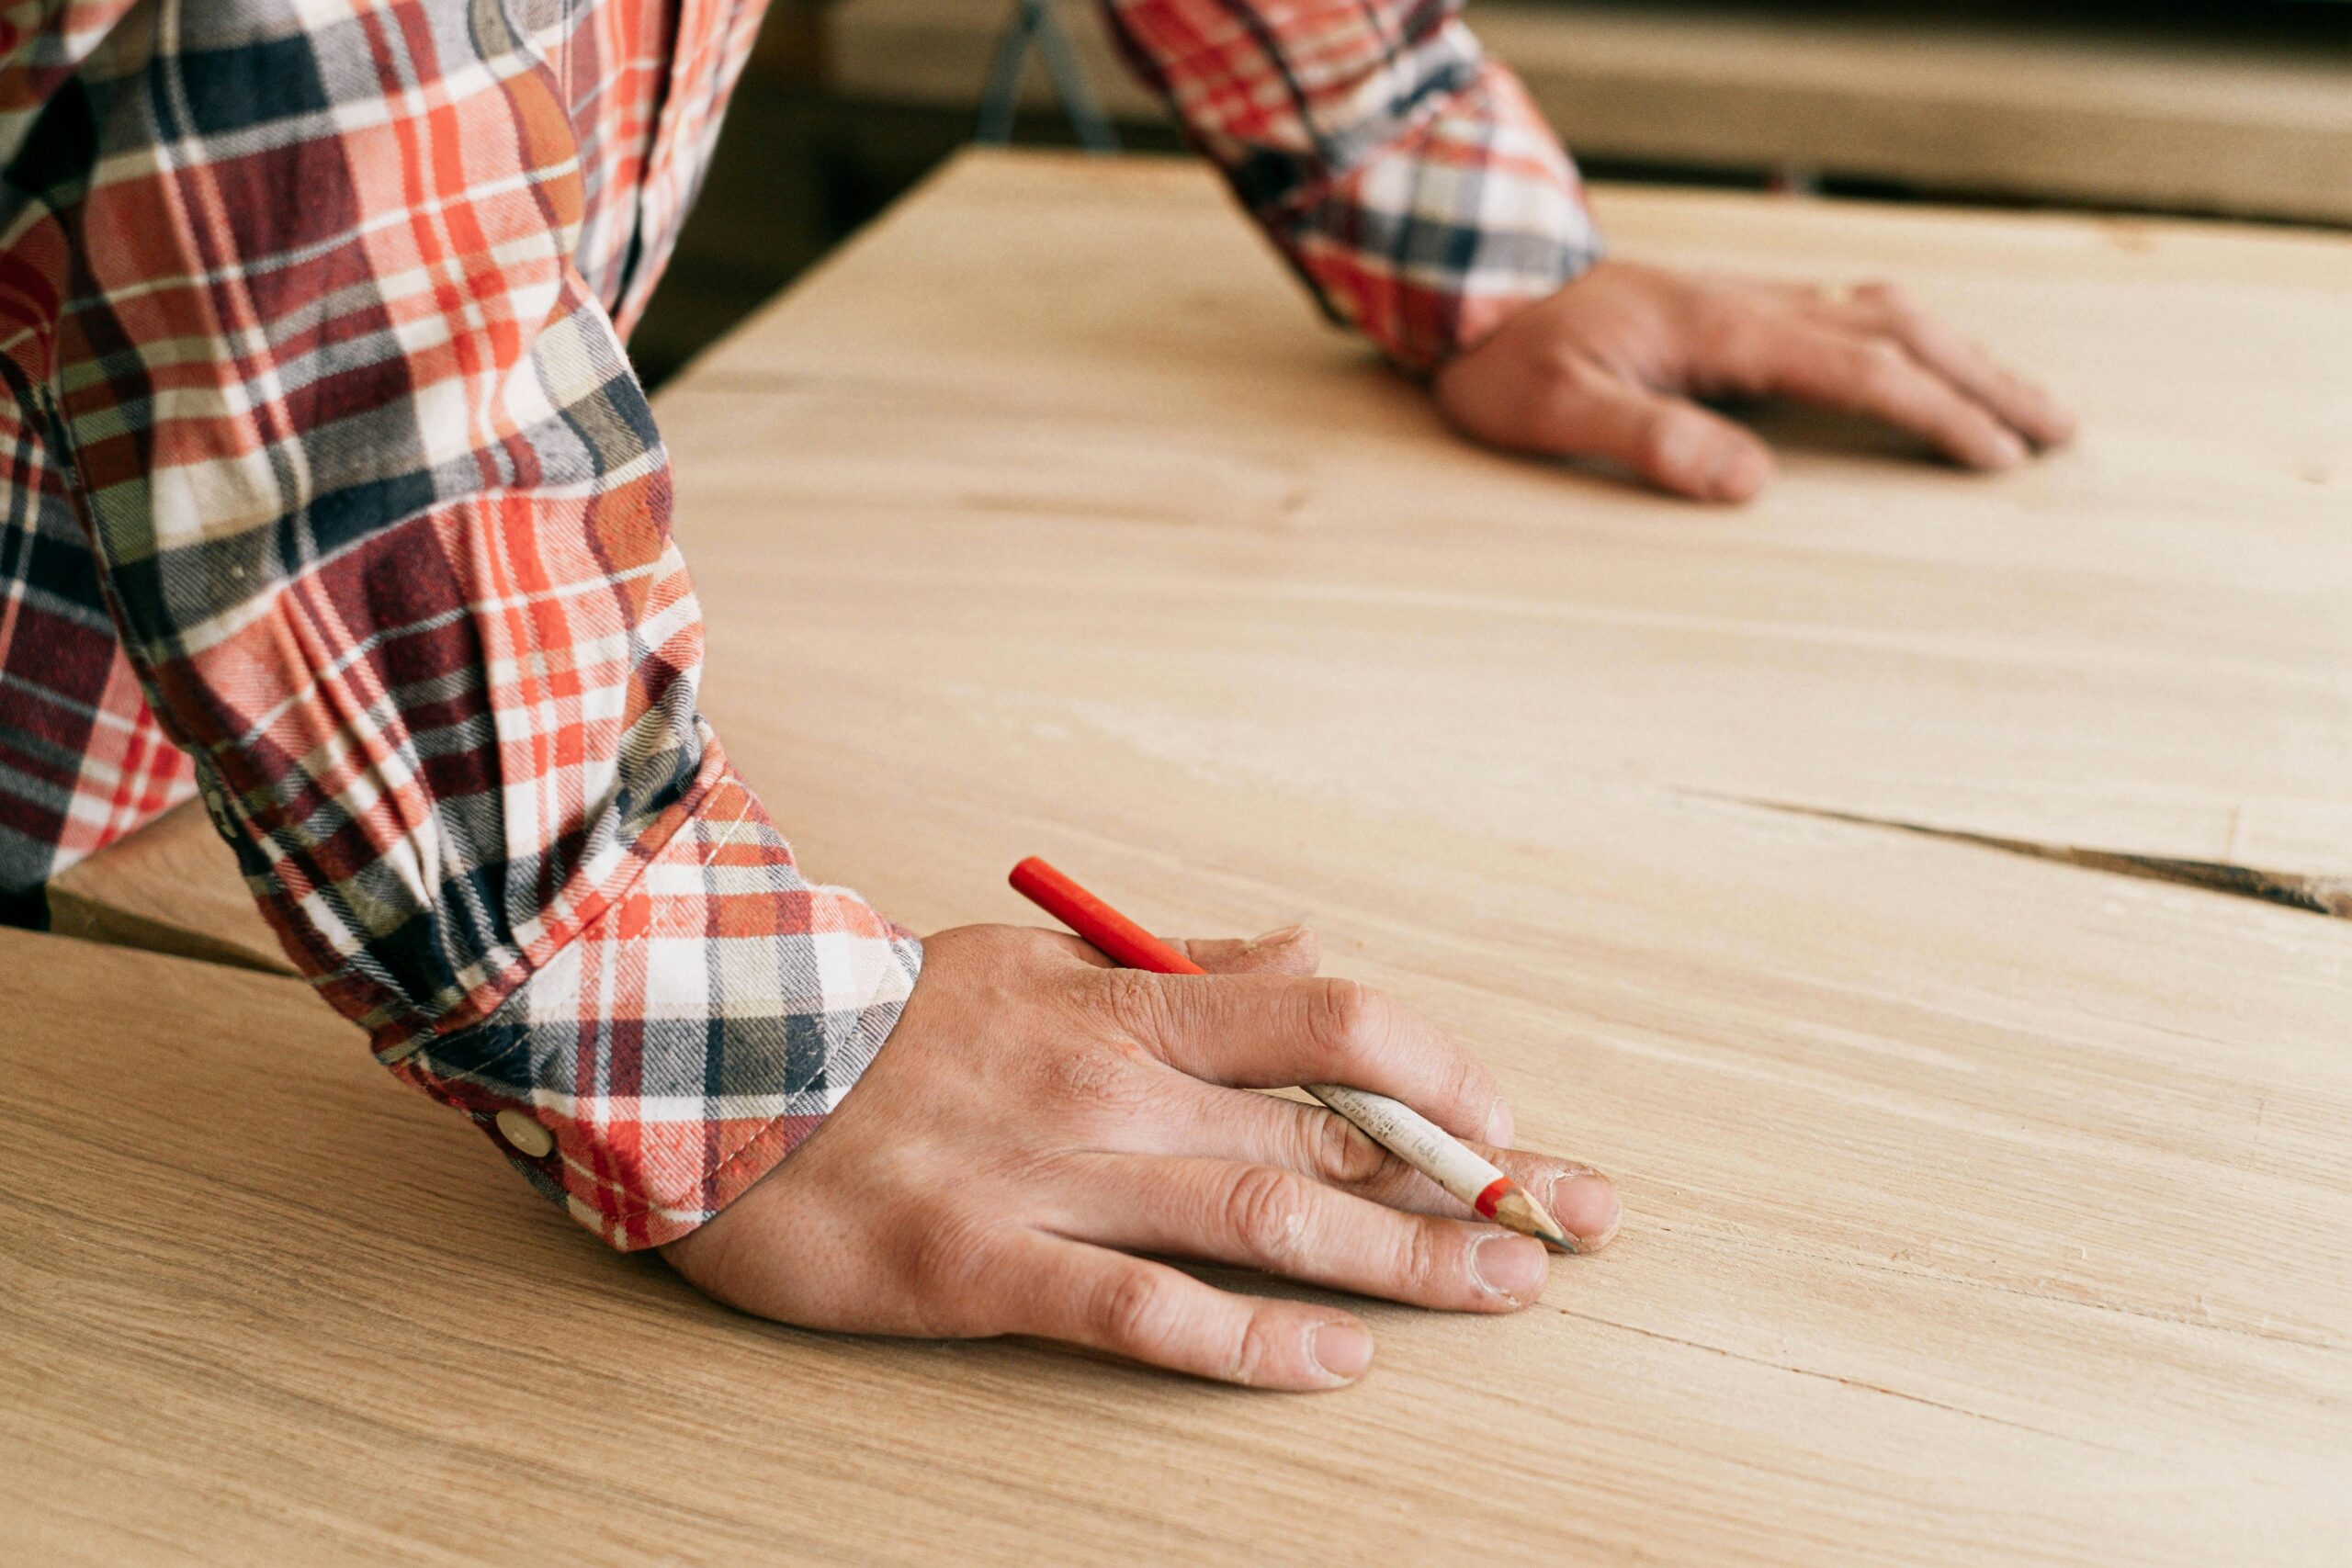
1446;1053;1496;1126
902;1213;1000;1317
1528;351;1604;422
1399;1216;1448;1292
1854;339;1912;391
1094;965;1173;1043
1043;1041;1146;1121
1534;344;1584;385
1306;976;1384;1063
1223;1165;1313;1261
1097;1267;1177;1353
1232;1311;1289;1387
1308;1107;1387;1185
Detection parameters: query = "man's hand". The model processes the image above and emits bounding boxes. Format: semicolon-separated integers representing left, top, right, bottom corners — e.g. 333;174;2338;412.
1433;259;2076;502
660;923;1618;1390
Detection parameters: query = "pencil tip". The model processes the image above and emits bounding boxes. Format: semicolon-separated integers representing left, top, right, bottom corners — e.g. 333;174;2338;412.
1493;1187;1578;1252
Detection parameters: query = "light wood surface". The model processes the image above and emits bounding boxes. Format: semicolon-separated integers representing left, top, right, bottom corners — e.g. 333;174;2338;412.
673;152;2352;885
829;0;2352;226
51;152;2352;957
15;151;2352;1562
12;800;2352;1562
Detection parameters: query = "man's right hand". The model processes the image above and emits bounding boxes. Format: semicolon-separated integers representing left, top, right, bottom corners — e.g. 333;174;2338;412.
659;922;1620;1390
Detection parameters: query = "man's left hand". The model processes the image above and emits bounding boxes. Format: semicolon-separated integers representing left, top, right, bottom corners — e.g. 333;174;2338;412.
1432;260;2076;502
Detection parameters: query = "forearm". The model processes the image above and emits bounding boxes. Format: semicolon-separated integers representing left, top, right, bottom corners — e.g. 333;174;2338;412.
22;0;913;1247
152;483;922;1246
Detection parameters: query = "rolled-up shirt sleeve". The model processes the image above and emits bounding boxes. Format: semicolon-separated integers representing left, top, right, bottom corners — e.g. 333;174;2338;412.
1100;0;1604;371
6;0;916;1247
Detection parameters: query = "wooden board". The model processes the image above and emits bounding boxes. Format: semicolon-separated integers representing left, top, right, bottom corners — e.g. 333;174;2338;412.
670;151;2352;884
50;152;2352;964
8;794;2352;1562
13;151;2352;1564
828;0;2352;226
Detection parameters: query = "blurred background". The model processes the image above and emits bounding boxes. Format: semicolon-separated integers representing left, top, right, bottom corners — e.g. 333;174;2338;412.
631;0;2352;388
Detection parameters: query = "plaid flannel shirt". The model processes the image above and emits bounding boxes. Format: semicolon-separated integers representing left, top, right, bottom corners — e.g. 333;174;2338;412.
0;0;1597;1247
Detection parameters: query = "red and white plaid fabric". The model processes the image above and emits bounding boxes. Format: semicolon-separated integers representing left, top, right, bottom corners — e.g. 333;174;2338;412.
1103;0;1600;368
0;0;1594;1247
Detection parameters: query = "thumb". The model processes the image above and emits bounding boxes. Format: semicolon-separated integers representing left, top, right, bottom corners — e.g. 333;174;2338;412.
1174;926;1321;976
1540;368;1775;502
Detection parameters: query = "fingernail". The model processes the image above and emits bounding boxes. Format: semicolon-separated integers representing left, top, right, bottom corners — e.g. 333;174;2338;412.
1309;1320;1374;1382
1469;1233;1549;1304
1484;1101;1515;1146
1250;924;1306;950
1548;1165;1623;1249
1984;429;2029;468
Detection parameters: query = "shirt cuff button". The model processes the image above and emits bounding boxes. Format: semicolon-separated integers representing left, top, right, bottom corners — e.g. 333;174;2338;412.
494;1109;556;1160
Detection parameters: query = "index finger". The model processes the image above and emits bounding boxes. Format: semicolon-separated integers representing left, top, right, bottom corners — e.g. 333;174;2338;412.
1101;971;1513;1145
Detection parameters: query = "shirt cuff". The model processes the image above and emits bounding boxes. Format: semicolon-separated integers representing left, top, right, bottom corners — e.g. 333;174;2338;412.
1272;61;1604;373
380;742;923;1249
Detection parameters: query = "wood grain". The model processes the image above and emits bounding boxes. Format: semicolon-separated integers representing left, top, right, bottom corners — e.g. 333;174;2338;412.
7;794;2350;1561
53;152;2352;960
672;151;2352;881
828;0;2352;225
16;151;2351;1562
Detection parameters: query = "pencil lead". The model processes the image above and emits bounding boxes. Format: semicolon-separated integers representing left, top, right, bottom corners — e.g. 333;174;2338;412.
1492;1185;1577;1252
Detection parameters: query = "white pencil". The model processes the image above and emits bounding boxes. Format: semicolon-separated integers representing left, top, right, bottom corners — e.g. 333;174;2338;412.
1304;1081;1574;1249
